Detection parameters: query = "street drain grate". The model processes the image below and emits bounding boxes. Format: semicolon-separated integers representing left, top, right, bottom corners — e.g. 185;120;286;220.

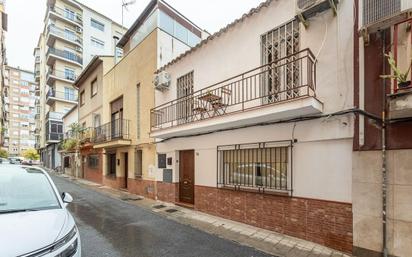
152;204;166;209
121;197;143;201
165;209;178;213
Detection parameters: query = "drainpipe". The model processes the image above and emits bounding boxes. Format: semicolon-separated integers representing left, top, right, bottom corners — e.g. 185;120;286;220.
381;30;388;257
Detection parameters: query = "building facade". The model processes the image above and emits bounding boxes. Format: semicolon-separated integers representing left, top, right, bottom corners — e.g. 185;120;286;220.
353;0;412;256
35;0;125;169
0;0;7;150
151;0;353;253
3;66;37;157
87;0;207;193
73;55;114;184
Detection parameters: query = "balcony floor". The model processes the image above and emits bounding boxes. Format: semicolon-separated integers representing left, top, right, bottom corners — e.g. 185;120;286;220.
93;139;132;149
151;96;323;139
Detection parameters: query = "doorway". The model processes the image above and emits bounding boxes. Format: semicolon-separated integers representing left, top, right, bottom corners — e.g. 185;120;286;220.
179;150;195;204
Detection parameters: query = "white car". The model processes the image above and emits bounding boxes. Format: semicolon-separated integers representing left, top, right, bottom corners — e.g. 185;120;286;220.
0;165;81;257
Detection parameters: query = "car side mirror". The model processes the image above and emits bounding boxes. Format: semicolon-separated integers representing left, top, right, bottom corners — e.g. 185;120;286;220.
62;192;73;204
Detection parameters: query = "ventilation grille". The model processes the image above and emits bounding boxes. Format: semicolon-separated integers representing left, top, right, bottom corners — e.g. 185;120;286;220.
363;0;401;26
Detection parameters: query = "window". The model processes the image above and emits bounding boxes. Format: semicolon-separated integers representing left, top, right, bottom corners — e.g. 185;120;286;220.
93;114;101;128
64;29;76;42
177;71;194;122
21;81;29;86
90;18;105;31
91;78;98;97
91;37;105;49
88;155;99;169
64;67;75;81
64;8;75;21
64;87;75;101
217;141;291;192
135;149;143;178
80;90;85;106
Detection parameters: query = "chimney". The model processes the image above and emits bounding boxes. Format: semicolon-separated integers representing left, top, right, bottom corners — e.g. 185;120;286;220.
113;36;120;64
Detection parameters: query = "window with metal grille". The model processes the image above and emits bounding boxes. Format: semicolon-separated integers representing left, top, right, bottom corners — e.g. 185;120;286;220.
217;141;291;192
176;71;193;123
88;155;99;169
135;149;143;178
261;19;300;103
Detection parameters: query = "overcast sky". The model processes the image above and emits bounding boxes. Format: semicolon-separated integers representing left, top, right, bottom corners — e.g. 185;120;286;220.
5;0;263;71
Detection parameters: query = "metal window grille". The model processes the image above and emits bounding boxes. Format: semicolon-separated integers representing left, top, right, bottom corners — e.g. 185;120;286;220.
363;0;401;26
261;19;300;103
217;141;291;192
176;71;194;123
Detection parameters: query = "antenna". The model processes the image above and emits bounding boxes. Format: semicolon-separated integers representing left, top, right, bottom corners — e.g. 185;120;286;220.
122;0;136;30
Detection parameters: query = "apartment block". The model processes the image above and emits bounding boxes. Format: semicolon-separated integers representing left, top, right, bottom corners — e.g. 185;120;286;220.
3;66;37;157
35;0;126;169
0;0;7;150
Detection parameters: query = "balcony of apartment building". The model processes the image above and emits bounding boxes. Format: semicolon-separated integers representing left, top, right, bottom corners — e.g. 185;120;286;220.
46;24;82;48
46;88;78;106
47;68;77;85
47;5;83;28
45;111;64;143
91;119;131;148
46;111;65;121
151;49;323;139
46;47;82;67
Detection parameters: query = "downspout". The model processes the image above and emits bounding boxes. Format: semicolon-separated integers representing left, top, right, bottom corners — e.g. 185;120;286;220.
381;30;388;257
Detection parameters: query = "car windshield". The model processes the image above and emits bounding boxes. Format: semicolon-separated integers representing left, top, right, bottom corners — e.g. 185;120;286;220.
0;166;61;213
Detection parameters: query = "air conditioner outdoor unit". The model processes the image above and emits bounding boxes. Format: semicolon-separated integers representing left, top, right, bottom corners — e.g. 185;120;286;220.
295;0;338;26
362;0;412;32
75;46;82;53
154;71;171;91
75;26;82;33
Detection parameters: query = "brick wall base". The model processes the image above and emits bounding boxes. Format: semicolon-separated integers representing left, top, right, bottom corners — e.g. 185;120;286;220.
127;178;178;203
80;146;103;184
103;175;126;189
195;186;353;254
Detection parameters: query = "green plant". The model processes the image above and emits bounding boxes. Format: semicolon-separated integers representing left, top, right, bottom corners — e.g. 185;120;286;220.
380;52;412;84
61;139;77;151
22;148;40;160
0;149;8;159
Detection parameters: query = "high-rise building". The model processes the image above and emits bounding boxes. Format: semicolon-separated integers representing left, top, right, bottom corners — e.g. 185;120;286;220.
3;66;37;157
35;0;126;169
0;0;8;150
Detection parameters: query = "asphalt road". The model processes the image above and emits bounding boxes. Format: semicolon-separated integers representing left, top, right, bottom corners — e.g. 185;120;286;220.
51;175;274;257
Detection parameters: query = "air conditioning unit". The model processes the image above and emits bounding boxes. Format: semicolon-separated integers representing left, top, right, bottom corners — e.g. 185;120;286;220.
295;0;338;24
154;71;171;91
362;0;412;32
75;46;82;53
75;26;82;33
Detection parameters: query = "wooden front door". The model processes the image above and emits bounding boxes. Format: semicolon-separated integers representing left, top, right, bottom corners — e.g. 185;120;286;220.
179;150;195;204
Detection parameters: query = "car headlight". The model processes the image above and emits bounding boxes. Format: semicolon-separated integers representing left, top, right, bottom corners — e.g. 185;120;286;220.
55;238;78;257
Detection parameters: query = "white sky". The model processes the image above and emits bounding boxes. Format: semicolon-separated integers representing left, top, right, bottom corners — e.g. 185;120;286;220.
5;0;264;71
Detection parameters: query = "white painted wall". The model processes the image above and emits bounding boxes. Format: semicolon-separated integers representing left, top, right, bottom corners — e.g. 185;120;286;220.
157;29;192;69
62;107;78;133
154;0;354;203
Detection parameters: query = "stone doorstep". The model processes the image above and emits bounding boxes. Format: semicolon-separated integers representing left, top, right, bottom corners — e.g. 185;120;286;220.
57;173;352;257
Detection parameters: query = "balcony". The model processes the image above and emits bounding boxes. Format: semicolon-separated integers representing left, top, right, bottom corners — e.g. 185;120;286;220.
46;24;82;48
46;132;64;142
46;111;65;121
46;47;82;67
48;5;83;27
388;88;412;119
47;69;77;85
92;119;131;148
46;89;78;105
35;70;40;82
151;49;323;139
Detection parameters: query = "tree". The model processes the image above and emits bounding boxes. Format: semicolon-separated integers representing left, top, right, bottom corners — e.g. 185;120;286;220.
63;123;84;177
0;149;8;159
22;148;40;160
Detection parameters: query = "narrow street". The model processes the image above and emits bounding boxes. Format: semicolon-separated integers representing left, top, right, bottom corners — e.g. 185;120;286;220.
50;174;274;257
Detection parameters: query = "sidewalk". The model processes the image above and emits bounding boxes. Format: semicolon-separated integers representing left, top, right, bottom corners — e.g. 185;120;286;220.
57;173;352;257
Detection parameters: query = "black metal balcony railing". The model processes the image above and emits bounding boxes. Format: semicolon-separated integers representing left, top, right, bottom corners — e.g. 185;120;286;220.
49;5;82;25
47;24;83;45
47;47;83;65
47;89;78;102
48;69;77;82
151;49;316;131
92;119;130;143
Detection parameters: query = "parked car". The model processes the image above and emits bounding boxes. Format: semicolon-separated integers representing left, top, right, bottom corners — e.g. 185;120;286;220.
8;157;22;164
0;165;81;257
21;159;33;166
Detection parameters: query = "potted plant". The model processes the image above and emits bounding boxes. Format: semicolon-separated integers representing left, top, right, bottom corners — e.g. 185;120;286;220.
381;52;412;89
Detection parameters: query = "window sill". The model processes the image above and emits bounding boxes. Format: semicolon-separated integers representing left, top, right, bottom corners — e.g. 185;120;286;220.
218;185;290;197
